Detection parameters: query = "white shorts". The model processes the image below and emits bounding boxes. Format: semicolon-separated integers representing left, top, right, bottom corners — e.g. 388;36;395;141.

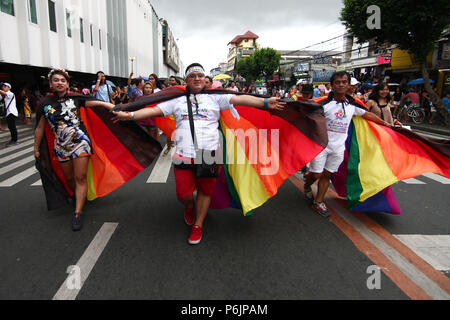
309;148;345;174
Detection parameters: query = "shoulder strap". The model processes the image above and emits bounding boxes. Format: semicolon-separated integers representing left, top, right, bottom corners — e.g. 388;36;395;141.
185;93;198;152
5;94;15;112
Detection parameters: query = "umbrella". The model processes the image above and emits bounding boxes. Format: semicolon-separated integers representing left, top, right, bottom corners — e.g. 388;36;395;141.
407;78;435;86
213;74;231;81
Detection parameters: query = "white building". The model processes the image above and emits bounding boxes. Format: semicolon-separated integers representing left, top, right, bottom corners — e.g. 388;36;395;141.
0;0;183;82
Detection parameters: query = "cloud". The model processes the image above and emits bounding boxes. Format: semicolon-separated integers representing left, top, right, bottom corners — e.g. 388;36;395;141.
150;0;346;73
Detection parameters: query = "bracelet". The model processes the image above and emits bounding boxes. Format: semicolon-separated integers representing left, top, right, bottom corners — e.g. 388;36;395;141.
264;98;268;109
131;112;135;120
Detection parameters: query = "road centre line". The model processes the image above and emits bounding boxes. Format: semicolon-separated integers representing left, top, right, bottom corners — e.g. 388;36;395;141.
53;223;118;300
289;175;450;300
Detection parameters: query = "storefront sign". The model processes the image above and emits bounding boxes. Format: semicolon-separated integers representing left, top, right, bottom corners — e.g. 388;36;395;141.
313;70;335;82
377;54;391;65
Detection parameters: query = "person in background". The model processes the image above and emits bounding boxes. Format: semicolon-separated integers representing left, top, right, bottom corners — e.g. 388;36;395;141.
205;76;213;89
0;83;19;146
149;74;163;93
137;82;159;141
229;81;239;92
128;78;145;103
92;71;114;103
347;78;362;99
442;91;450;113
392;87;402;118
168;76;181;87
365;83;395;126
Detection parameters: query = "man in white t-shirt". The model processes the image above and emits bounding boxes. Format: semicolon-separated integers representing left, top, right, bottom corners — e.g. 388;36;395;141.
303;72;391;218
0;83;19;146
112;63;285;245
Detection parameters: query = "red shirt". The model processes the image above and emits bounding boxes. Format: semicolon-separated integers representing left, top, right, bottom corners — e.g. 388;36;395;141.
404;92;420;104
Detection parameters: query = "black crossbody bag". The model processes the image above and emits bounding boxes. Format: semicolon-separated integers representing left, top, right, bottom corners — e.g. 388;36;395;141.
0;94;15;117
174;93;219;178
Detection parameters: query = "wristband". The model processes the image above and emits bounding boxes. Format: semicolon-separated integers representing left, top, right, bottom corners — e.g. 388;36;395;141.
131;112;135;120
264;98;268;109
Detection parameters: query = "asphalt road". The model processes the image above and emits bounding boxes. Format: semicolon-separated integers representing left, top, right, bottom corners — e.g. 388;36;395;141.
0;123;449;300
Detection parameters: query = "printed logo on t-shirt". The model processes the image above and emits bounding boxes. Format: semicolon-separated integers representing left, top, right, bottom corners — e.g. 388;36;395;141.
181;97;209;121
334;109;346;120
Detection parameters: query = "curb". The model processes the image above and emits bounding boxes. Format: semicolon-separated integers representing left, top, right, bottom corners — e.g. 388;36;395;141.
408;124;450;137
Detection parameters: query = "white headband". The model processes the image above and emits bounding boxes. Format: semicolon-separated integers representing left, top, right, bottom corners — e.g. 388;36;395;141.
185;66;205;77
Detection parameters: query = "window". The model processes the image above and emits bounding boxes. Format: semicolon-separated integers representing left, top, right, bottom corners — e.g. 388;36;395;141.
66;9;72;37
48;0;57;32
0;0;14;16
99;29;102;50
90;24;93;46
80;18;84;43
28;0;37;23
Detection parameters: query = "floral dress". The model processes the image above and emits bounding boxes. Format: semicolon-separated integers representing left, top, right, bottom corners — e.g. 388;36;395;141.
40;96;92;162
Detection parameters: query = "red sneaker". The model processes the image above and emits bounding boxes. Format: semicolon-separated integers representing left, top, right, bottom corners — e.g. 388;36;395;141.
184;207;194;226
188;225;203;245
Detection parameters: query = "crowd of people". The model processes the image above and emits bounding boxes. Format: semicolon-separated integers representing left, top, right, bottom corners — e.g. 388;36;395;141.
1;65;448;246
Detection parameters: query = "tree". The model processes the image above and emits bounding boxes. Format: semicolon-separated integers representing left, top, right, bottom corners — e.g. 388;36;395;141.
235;48;281;85
341;0;450;125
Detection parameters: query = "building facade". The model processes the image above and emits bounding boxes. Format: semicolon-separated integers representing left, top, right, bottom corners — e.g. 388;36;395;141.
227;30;260;73
0;0;183;86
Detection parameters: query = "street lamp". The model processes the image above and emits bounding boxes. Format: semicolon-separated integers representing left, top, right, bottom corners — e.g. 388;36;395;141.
130;57;136;74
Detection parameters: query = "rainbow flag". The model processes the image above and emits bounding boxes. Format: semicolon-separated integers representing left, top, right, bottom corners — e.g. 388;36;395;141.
332;116;450;213
122;88;329;215
36;99;162;210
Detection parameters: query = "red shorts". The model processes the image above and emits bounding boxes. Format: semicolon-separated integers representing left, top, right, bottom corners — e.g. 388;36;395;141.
173;154;219;199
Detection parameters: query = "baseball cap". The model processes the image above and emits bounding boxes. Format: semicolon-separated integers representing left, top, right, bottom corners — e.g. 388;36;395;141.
350;78;360;86
2;83;11;89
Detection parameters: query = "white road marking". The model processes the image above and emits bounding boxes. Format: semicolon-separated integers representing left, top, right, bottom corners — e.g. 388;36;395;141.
0;155;34;176
53;223;118;300
0;137;34;156
309;184;450;300
394;235;450;272
0;166;38;187
31;179;42;186
402;178;426;185
146;145;174;183
0;127;34;138
0;146;33;165
421;173;450;185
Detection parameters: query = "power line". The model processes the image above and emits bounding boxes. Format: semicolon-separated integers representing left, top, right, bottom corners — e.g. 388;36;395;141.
281;33;348;57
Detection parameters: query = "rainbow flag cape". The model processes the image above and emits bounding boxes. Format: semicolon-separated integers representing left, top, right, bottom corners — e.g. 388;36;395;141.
36;94;162;211
332;116;450;214
121;87;329;215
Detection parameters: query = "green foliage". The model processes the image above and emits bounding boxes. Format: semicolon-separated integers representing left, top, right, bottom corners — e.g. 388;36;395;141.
340;0;450;62
235;48;281;82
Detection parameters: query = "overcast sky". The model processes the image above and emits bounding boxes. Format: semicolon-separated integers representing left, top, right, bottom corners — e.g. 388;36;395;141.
150;0;347;74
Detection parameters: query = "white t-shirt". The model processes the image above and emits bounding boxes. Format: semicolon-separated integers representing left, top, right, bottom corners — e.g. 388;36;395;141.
1;91;18;117
229;87;239;92
323;99;366;153
158;93;234;158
